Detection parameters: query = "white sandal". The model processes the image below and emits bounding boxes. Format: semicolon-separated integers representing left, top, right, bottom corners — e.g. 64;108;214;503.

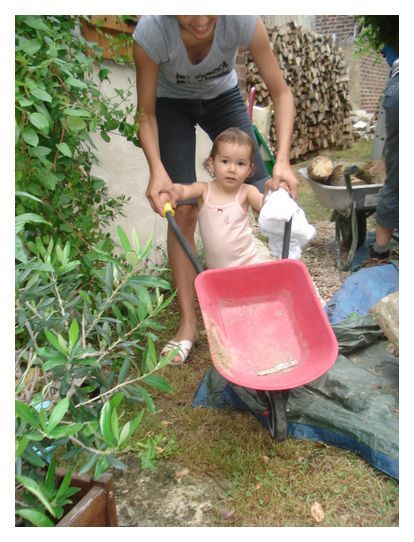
161;339;194;365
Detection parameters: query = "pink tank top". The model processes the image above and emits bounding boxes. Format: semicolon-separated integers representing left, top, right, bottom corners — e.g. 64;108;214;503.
198;182;259;269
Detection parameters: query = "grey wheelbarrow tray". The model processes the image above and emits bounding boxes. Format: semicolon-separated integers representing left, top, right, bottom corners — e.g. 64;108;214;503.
299;166;383;270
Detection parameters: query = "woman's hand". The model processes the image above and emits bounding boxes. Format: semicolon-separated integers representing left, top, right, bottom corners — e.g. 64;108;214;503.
264;161;299;199
145;171;177;215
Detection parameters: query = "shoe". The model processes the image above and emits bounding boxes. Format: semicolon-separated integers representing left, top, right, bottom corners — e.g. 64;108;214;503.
161;339;194;365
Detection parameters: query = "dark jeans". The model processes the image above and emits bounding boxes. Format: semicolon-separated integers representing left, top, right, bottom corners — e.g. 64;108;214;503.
376;74;399;229
156;85;270;196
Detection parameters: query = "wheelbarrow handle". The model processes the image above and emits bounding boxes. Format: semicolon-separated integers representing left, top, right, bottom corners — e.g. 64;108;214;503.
282;217;293;259
162;203;204;275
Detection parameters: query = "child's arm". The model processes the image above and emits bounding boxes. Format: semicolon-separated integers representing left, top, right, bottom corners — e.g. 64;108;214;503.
246;185;265;213
171;182;206;204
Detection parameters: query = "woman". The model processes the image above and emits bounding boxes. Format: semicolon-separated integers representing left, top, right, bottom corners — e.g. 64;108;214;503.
133;15;299;364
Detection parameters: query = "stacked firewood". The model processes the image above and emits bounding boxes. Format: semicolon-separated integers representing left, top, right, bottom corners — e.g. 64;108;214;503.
246;21;354;161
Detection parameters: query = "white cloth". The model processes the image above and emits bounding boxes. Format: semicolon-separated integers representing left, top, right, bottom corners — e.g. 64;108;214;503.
258;189;316;260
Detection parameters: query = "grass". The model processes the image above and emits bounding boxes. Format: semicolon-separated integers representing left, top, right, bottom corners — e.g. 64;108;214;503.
124;139;398;527
125;298;399;527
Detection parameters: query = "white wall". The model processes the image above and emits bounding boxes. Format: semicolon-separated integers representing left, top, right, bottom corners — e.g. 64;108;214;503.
91;60;212;264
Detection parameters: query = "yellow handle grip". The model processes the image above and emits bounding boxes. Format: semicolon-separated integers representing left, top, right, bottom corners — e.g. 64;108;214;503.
162;202;175;217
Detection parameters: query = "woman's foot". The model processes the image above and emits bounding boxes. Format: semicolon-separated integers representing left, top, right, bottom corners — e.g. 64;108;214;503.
161;324;198;365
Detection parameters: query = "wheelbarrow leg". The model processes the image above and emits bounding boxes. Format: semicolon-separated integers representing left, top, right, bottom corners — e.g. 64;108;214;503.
264;390;290;442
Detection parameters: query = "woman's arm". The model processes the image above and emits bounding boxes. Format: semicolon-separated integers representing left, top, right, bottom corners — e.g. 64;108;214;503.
133;43;176;214
247;19;299;199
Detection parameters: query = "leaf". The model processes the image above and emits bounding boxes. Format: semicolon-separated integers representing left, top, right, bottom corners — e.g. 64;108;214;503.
99;402;116;447
16;475;56;518
22;126;39;146
47;397;69;432
116;224;131;252
56;142;72;157
66;76;88;89
55;470;79;502
15;400;39;427
141;374;172;394
30;87;52;103
63;107;91;117
311;501;325;523
21;38;42;55
111;408;120;443
29;112;49;132
94;456;110;480
44;328;68;356
47;423;83;439
15;191;43;203
15;508;55;527
44;456;56;495
66;116;86;131
69;319;79;350
23;16;50;32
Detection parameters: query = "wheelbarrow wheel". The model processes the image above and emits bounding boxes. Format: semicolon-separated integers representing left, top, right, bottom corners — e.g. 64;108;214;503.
264;390;290;442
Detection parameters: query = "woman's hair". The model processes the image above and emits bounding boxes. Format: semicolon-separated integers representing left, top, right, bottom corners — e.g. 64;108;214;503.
209;127;256;162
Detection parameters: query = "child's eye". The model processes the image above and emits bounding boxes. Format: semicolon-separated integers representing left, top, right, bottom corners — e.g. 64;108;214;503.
238;162;246;167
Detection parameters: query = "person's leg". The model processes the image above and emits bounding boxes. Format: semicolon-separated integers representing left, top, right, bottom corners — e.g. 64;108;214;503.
199;86;270;193
373;75;399;259
156;98;199;361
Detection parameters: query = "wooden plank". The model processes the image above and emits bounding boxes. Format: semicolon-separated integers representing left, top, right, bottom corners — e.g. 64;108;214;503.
56;486;106;527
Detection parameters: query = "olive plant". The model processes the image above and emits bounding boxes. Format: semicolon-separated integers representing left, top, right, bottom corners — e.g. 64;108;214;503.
15;16;175;526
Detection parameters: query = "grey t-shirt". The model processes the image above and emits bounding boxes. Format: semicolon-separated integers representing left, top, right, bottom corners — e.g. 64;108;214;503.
133;15;258;99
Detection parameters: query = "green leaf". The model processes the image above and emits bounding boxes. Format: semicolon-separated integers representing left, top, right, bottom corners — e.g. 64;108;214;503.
99;402;116;447
63;107;91;117
116;225;131;252
30;87;52;103
48;423;83;439
56;142;72;157
16;261;55;272
55;470;77;502
22;126;39;146
111;408;120;443
21;38;42;55
47;397;69;432
141;374;172;394
16;475;56;518
66;76;88;89
15;400;39;427
15;191;43;203
15;508;55;527
69;319;79;350
94;456;109;480
23;16;50;32
66;116;86;131
29;112;49;132
44;457;56;495
44;328;68;356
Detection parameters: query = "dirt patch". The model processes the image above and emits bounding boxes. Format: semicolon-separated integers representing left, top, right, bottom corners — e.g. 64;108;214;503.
113;455;224;527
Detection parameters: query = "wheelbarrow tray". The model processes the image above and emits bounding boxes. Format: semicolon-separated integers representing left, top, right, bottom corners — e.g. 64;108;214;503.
298;168;382;212
195;260;338;391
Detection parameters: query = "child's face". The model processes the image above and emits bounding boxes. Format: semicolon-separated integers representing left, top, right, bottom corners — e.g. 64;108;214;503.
210;142;253;191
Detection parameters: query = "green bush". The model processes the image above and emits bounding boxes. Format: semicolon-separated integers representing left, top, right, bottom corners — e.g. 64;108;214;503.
15;15;176;526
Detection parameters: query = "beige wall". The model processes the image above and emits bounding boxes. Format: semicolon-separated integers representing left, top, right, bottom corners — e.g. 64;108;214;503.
91;60;212;264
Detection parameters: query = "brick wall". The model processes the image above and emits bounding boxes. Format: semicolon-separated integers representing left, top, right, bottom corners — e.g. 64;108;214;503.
360;55;389;112
315;15;390;113
315;15;357;40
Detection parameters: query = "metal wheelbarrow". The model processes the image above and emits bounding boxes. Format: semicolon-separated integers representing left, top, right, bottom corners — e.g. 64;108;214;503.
163;203;338;441
299;165;383;271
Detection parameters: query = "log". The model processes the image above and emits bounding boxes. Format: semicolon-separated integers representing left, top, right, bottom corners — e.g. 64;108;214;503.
307;156;334;180
370;292;399;353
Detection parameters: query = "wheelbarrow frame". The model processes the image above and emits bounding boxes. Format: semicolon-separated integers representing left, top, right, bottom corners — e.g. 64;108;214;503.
300;166;382;271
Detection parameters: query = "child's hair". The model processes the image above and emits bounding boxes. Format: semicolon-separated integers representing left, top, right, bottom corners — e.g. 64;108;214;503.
209;127;256;162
